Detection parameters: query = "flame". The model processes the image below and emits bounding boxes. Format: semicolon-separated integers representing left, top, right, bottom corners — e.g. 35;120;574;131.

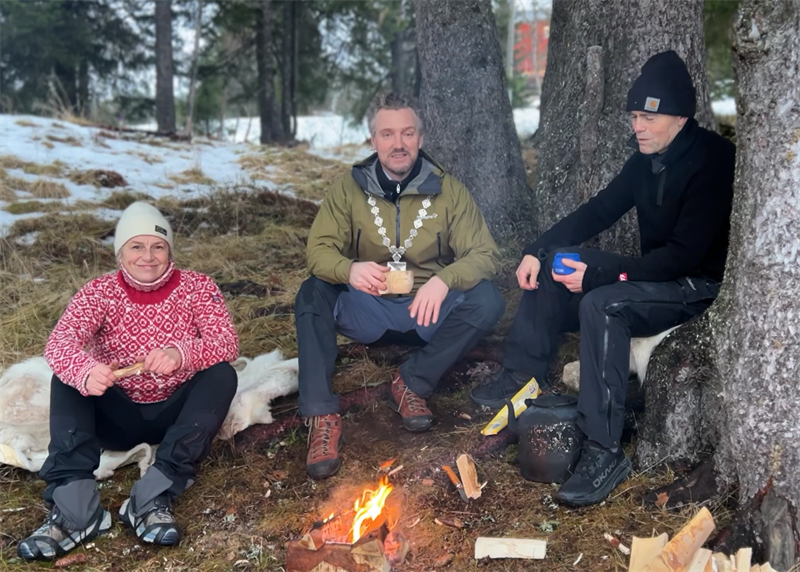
349;476;394;543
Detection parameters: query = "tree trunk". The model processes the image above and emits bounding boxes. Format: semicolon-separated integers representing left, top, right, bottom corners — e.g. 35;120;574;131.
414;0;531;240
77;59;89;117
184;0;203;137
711;0;800;568
256;0;284;144
390;30;407;95
533;0;715;254
291;1;300;138
154;0;176;133
280;0;293;138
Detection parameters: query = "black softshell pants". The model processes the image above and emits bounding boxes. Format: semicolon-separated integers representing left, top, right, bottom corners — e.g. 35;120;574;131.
503;247;718;449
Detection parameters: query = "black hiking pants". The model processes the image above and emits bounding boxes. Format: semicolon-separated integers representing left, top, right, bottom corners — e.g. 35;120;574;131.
503;247;719;449
40;362;237;504
295;276;505;417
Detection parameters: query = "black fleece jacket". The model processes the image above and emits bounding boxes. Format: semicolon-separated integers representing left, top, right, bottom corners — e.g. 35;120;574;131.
523;119;736;291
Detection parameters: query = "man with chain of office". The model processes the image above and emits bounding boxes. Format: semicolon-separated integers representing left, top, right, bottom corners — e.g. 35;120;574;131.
295;92;505;480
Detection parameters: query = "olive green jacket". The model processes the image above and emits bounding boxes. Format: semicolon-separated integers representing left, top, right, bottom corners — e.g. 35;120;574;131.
306;151;500;293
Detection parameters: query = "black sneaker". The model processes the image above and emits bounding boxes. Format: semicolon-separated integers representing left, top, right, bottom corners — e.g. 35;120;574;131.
555;440;631;506
119;494;181;546
17;505;112;561
470;368;531;408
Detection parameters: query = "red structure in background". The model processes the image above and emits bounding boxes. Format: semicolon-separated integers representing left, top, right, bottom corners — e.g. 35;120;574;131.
514;21;549;83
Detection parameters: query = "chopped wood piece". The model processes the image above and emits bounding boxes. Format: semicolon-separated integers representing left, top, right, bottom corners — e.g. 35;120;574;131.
604;533;631;555
474;537;547;560
760;563;779;572
379;457;397;471
629;533;669;572
642;508;715;572
685;548;711;572
456;454;481;500
113;362;144;379
711;552;734;572
421;478;435;487
735;547;752;572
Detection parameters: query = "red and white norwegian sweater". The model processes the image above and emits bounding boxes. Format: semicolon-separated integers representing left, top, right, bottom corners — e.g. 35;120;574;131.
44;263;239;403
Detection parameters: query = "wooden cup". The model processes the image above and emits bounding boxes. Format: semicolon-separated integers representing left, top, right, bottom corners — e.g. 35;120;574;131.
380;270;414;295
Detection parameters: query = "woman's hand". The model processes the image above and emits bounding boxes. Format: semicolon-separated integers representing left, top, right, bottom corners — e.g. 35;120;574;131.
141;347;182;375
85;361;119;396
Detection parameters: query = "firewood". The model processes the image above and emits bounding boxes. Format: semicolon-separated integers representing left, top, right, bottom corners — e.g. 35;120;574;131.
760;564;779;572
629;533;669;572
711;552;734;572
456;454;481;500
685;548;711;572
735;547;752;572
474;537;547;560
379;271;414;295
642;507;715;572
113;362;144;379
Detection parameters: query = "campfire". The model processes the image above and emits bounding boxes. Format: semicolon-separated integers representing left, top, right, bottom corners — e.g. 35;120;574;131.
286;475;409;572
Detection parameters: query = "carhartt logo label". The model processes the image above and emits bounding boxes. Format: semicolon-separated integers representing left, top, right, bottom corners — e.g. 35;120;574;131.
155;225;168;236
645;97;660;112
593;458;617;489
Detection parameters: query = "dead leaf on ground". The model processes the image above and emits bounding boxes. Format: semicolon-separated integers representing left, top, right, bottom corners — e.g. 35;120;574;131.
379;457;398;471
655;492;670;508
54;553;88;568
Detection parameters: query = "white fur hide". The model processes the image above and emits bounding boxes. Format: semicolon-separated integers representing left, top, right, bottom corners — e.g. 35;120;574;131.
561;327;679;392
0;351;298;479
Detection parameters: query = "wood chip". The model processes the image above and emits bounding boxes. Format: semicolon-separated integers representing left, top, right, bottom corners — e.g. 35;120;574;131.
434;517;464;529
604;532;631;555
408;516;421;528
457;412;472;420
434;553;454;567
387;464;404;477
54;553;88;568
422;478;435;487
655;492;670;508
573;553;583;566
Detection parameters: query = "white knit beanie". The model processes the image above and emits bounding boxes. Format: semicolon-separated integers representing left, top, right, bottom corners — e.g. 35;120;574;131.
114;201;174;254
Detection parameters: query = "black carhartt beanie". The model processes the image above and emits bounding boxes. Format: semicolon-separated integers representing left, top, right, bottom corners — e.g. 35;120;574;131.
626;50;696;117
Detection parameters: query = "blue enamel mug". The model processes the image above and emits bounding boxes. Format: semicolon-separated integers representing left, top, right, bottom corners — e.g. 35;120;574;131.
553;252;581;275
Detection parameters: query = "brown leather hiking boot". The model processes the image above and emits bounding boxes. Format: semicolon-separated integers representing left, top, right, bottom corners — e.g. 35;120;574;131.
306;414;343;480
387;371;434;432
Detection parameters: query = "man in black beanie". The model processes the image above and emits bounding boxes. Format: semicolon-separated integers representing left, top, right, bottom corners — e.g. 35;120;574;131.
471;50;736;506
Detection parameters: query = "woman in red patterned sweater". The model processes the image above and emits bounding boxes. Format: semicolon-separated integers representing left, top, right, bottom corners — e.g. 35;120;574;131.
18;202;239;561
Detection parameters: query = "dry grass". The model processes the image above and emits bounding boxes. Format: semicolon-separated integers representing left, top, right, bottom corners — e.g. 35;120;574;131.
0;182;18;202
168;166;216;186
239;147;350;201
46;133;83;147
28;179;70;199
0;155;68;177
69;169;128;188
14;119;38;128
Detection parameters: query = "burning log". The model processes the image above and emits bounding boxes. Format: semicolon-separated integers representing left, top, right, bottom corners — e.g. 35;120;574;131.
286;476;407;572
286;523;391;572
